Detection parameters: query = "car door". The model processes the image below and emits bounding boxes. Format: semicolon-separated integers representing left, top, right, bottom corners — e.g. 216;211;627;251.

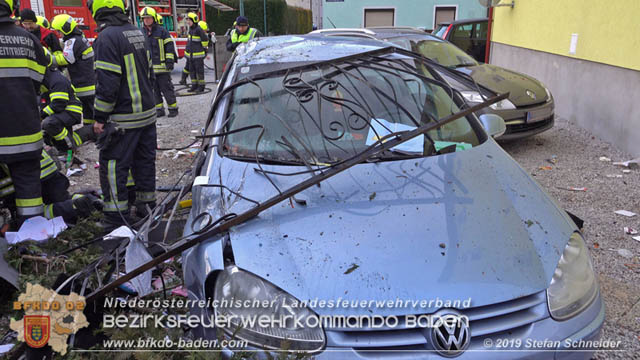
470;21;488;62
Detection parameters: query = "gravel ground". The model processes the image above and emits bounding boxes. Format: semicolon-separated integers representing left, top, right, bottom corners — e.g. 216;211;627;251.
60;62;638;358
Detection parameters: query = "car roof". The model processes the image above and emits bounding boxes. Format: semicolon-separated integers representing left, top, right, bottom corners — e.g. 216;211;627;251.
311;27;443;42
437;17;488;26
233;35;394;66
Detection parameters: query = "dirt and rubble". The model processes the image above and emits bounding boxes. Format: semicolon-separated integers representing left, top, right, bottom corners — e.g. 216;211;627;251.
1;60;639;357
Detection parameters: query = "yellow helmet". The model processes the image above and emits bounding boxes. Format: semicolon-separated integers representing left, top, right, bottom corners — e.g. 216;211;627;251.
198;20;208;31
51;14;77;35
186;12;198;23
139;6;156;20
43;47;53;67
87;0;125;18
156;13;164;25
36;15;50;29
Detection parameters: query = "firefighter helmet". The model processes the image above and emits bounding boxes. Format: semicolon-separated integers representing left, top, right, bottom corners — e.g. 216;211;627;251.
87;0;125;18
0;0;15;13
156;12;164;25
36;15;49;28
198;20;208;31
186;12;198;23
51;14;78;35
139;6;156;20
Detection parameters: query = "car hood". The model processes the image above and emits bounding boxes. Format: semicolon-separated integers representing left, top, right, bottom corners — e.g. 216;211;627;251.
190;140;576;316
456;64;548;107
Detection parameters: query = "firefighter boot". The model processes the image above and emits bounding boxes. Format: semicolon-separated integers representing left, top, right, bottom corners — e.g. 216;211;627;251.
179;72;188;86
156;108;166;118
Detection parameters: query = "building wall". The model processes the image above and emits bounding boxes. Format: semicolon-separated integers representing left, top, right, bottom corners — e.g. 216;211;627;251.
490;0;640;156
286;0;311;9
322;0;487;30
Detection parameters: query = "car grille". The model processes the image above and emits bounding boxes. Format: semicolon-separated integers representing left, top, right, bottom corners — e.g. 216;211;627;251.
325;290;548;356
506;115;554;134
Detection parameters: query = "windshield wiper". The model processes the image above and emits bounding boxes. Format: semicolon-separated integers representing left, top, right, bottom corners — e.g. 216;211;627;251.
449;63;474;68
225;154;308;166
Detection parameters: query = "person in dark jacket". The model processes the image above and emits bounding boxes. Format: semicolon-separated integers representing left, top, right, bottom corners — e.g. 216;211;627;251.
20;9;62;53
51;13;97;128
0;0;49;225
0;150;103;225
88;0;157;227
185;12;207;92
40;67;94;151
140;7;178;118
226;16;261;53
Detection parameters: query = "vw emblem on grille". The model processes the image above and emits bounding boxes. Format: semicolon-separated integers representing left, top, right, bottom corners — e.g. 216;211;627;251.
429;309;470;357
526;90;537;100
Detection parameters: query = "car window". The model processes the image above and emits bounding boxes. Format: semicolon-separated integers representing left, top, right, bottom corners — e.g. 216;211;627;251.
411;39;477;68
452;24;473;39
474;22;488;40
221;57;480;164
433;24;449;38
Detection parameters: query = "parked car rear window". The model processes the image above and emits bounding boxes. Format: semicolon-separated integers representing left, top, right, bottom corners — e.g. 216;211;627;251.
221;57;481;164
433;24;449;38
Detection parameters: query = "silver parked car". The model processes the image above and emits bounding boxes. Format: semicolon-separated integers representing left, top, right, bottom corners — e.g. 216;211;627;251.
183;35;604;359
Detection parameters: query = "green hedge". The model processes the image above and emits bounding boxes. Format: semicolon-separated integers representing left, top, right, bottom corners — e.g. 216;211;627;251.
205;0;312;36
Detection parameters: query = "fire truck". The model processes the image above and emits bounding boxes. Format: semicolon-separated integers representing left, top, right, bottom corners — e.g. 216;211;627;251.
20;0;215;58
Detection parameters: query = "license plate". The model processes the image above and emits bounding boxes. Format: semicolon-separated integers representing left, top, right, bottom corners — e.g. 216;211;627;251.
527;108;552;123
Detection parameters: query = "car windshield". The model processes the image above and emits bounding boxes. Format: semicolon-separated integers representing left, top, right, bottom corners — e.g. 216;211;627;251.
433;25;448;38
220;53;481;165
410;38;478;68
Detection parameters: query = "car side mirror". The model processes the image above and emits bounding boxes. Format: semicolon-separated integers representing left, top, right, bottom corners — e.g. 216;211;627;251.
479;114;506;138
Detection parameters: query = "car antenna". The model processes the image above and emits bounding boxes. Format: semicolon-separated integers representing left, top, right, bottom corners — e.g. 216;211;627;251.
327;17;337;29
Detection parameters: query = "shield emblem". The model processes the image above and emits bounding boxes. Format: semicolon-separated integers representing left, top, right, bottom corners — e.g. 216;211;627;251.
24;316;50;348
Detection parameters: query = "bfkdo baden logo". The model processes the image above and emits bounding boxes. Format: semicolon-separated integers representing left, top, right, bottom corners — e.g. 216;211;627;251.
10;283;89;355
24;315;50;348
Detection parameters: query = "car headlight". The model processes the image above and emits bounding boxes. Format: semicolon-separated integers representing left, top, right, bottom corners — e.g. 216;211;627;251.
547;233;598;320
213;266;325;351
460;90;516;110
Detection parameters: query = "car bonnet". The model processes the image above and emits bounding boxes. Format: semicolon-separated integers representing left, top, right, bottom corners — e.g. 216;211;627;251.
187;139;576;316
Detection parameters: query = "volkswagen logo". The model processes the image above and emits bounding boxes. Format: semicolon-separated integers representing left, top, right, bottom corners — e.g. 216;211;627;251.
429;309;471;357
526;89;537;100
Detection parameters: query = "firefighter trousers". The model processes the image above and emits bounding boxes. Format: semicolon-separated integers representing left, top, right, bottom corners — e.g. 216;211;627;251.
42;112;92;150
99;123;157;224
189;57;205;87
154;73;178;111
2;157;43;222
79;95;96;126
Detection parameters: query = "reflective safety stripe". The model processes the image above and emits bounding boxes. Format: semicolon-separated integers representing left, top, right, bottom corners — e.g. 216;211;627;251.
17;205;44;216
54;52;68;66
190;36;201;42
104;159;127;212
0;185;14;197
182;68;189;74
165;53;174;60
95;60;122;74
49;92;69;101
81;47;94;59
40;162;57;179
53;127;69;141
123;53;142;114
153;64;168;73
40;151;54;167
72;193;83;200
158;39;165;61
111;116;156;129
189;52;205;58
163;38;173;44
72;132;83;146
0;132;43;146
0;139;43;155
167;102;177;109
83;119;96;124
126;171;135;186
16;197;43;207
0;176;12;187
95;98;115;113
43;105;54;116
66;105;83;114
110;107;156;121
0;58;46;79
75;85;96;97
136;191;155;202
155;103;163;109
183;51;190;57
44;204;54;219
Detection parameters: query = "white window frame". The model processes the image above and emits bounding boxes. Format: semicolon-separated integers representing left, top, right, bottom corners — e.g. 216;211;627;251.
432;4;458;30
362;7;396;28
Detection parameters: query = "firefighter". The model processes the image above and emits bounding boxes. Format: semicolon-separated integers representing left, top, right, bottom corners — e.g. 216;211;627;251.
140;7;178;118
226;16;261;53
40;66;94;151
185;12;207;92
0;0;49;225
0;150;102;225
88;0;157;226
20;9;63;53
51;13;97;128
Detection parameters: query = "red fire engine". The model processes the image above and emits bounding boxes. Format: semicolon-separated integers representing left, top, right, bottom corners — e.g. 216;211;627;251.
19;0;223;58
